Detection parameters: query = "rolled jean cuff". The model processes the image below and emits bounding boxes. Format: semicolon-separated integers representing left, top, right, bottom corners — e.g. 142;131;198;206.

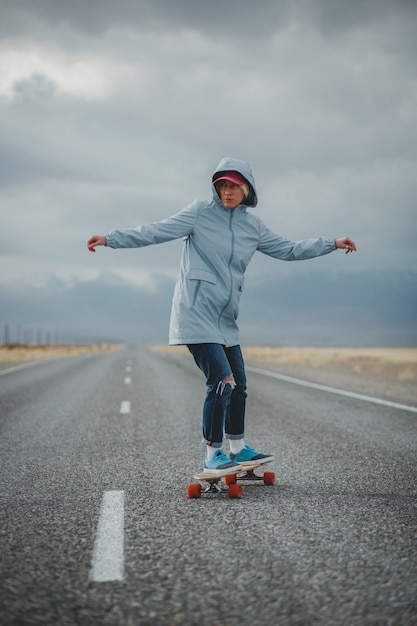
203;438;222;448
225;433;245;440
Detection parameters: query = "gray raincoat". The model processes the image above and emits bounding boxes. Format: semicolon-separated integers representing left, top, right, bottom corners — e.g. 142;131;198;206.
105;157;336;346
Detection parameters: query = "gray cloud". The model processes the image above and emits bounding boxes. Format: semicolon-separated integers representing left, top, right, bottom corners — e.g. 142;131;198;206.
2;0;416;40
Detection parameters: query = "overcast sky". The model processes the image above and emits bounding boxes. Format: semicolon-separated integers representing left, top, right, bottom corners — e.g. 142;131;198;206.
1;0;416;344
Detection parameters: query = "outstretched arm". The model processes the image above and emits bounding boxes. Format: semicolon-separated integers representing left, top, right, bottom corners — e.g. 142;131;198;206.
87;202;199;251
87;235;106;252
335;237;357;254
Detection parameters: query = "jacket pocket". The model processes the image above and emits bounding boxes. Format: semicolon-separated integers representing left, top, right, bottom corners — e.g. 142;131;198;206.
188;269;217;308
188;269;217;284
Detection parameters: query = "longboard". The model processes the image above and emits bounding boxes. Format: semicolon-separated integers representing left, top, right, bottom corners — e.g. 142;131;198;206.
188;467;243;499
224;459;275;486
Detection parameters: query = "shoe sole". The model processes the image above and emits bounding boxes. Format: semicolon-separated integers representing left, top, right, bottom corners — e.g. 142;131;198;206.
203;464;242;477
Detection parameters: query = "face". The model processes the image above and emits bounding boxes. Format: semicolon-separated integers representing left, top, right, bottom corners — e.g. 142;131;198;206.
217;181;245;209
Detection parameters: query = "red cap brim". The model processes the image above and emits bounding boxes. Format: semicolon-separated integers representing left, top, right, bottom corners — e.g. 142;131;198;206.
214;172;247;186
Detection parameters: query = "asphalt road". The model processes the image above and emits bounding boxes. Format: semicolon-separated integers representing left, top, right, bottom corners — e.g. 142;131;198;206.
0;347;416;626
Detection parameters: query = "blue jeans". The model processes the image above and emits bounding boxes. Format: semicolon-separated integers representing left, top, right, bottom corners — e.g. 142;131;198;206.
187;343;247;448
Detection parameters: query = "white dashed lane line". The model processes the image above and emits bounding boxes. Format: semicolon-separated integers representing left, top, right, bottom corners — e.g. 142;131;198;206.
89;361;132;581
90;490;125;582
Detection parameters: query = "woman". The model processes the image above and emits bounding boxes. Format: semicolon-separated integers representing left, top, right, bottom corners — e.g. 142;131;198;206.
87;156;356;475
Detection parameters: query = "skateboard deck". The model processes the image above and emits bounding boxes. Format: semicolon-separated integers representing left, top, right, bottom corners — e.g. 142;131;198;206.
225;458;275;486
188;467;243;499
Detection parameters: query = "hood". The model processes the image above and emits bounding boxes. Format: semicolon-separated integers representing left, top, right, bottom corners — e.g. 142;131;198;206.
212;157;258;208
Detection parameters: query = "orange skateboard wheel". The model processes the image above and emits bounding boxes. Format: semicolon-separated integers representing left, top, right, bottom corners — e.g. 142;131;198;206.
225;473;237;485
188;483;202;498
263;471;275;486
228;483;242;499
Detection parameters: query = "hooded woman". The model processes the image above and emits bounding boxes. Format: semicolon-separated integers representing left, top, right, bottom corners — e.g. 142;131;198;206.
87;157;356;474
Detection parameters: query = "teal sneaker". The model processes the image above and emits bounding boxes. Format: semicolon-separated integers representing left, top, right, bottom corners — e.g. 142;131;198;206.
204;449;242;475
229;445;274;467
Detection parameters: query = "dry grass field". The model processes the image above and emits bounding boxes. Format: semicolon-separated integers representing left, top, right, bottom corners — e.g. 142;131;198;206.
0;344;125;364
241;346;417;382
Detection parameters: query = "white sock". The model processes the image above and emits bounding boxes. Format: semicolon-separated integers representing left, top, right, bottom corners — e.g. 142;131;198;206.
206;445;217;460
229;439;245;455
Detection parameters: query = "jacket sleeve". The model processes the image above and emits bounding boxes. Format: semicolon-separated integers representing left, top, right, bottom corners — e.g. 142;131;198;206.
257;222;336;260
105;201;199;249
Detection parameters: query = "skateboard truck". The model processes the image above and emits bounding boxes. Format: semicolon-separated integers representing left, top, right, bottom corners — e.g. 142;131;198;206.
199;478;230;495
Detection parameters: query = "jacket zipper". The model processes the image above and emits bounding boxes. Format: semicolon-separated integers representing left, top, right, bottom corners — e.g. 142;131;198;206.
217;210;235;338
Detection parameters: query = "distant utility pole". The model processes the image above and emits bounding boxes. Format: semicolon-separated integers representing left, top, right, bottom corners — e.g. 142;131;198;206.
3;324;10;345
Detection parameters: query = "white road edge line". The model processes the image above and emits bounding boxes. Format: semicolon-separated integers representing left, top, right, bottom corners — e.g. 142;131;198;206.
89;490;125;582
246;366;417;414
0;351;108;377
0;360;52;376
120;401;131;414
